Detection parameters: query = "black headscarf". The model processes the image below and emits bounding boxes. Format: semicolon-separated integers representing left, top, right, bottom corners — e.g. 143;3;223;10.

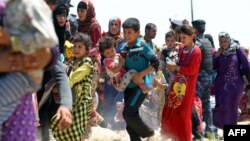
53;4;69;53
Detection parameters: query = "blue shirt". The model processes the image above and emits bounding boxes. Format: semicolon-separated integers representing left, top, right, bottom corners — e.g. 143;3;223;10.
121;38;157;88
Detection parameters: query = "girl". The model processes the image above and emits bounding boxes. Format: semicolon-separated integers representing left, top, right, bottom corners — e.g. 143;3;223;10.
51;33;94;141
161;25;201;141
53;3;71;54
101;17;125;128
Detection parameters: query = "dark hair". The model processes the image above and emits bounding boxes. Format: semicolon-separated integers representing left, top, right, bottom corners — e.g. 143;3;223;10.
165;31;176;39
122;18;140;32
99;36;115;54
53;4;69;17
178;25;195;36
145;23;156;31
73;33;92;51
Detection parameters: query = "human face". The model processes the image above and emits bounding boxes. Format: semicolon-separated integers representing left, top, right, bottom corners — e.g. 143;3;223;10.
179;33;194;47
74;42;88;58
103;46;116;59
219;37;229;50
116;103;124;111
77;8;87;22
165;36;176;48
147;27;157;39
123;28;140;46
56;13;67;26
109;21;120;35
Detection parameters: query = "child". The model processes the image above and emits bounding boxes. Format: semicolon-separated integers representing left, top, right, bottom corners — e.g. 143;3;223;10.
160;30;180;84
121;17;159;141
51;33;94;141
99;36;152;93
161;25;202;141
140;70;168;131
0;0;58;136
89;47;109;129
113;101;126;130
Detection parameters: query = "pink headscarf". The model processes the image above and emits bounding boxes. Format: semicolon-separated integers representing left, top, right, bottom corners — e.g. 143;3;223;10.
78;0;98;33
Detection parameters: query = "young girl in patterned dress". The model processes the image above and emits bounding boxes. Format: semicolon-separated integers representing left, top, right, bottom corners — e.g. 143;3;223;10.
51;33;94;141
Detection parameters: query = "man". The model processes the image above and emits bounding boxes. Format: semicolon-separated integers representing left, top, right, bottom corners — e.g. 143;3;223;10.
192;19;216;139
142;23;158;53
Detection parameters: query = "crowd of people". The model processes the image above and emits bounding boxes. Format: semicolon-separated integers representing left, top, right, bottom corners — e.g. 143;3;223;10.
0;0;250;141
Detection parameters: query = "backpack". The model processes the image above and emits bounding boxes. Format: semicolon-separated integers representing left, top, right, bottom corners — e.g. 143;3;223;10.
195;36;213;70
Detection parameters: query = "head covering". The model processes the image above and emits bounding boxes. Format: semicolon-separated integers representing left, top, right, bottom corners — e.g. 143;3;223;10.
169;15;185;26
53;4;69;53
77;1;87;9
54;4;69;16
192;19;206;33
218;32;231;46
192;19;206;28
218;32;238;56
56;0;73;7
107;17;122;41
77;0;99;34
108;17;121;32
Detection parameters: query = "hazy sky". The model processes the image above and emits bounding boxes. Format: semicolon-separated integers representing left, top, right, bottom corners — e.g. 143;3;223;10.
70;0;250;48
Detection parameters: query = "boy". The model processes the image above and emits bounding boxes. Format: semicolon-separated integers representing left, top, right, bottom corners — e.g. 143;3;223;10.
99;36;151;93
121;17;159;141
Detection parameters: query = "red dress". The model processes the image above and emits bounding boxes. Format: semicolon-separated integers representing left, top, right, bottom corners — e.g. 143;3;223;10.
161;45;201;141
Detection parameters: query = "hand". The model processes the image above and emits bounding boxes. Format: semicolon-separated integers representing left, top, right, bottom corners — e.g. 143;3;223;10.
155;79;168;90
215;48;223;57
166;64;177;72
133;73;143;85
175;42;182;46
154;78;162;88
54;106;72;130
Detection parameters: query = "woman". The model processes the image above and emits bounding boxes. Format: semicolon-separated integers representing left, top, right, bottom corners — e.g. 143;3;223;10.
77;0;101;48
213;32;250;129
53;3;71;54
0;1;58;140
161;25;201;141
102;17;125;53
0;47;56;141
101;17;125;127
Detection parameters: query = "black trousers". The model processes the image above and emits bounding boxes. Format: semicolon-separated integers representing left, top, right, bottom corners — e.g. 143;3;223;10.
122;86;154;141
